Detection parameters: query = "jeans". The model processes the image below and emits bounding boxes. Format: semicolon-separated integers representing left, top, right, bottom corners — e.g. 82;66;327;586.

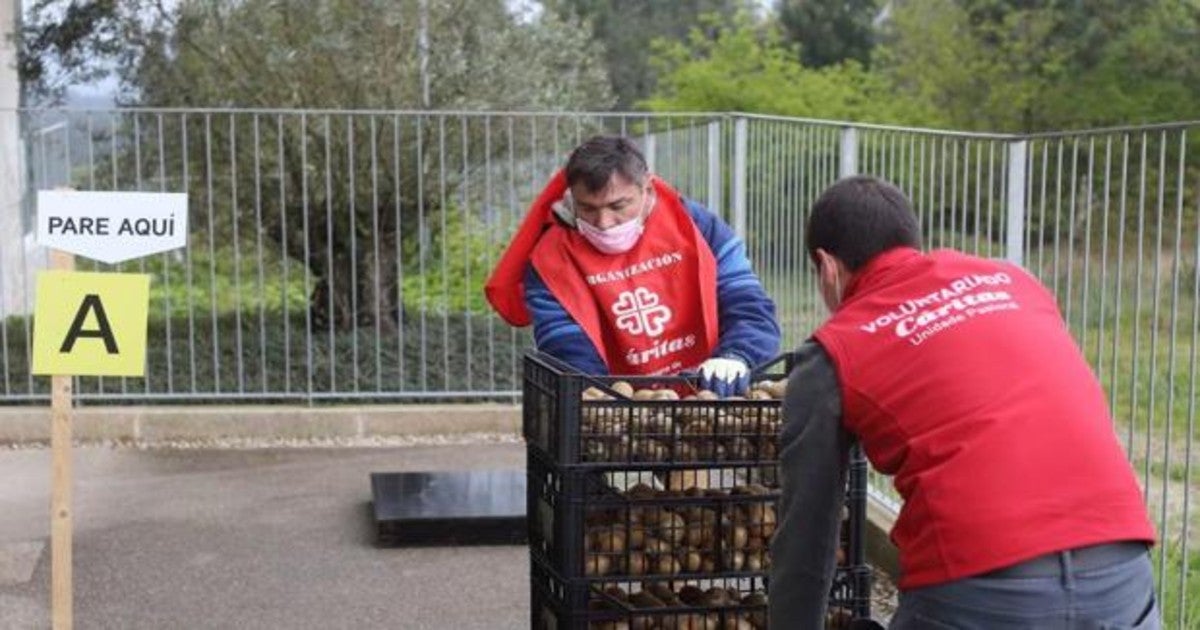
889;551;1160;629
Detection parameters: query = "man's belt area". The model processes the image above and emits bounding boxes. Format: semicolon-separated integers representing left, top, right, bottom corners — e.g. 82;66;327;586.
981;541;1148;579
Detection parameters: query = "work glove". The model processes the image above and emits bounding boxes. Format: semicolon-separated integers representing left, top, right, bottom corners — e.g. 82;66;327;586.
697;357;750;398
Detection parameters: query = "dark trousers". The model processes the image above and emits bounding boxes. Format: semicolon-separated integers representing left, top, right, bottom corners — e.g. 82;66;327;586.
889;544;1159;629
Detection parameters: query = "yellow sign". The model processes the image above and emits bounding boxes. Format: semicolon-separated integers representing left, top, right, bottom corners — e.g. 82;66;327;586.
32;272;151;376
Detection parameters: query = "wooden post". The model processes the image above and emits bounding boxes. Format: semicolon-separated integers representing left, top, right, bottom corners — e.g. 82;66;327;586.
49;248;74;630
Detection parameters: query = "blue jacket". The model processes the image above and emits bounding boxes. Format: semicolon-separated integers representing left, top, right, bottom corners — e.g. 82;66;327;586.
524;199;781;375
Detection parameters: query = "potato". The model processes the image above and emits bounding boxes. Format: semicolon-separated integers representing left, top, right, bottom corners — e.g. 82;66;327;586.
642;536;673;556
583;440;610;462
655;554;682;575
659;513;687;544
726;524;749;550
627;525;648;550
747;388;772;401
629;591;667;609
585;553;612;576
701;554;717;573
646;582;684;606
723;618;755;630
583;386;611;401
604;586;630;602
654;388;680;401
741;591;767;607
747;506;776;539
611;381;635;398
678;548;704;573
702;587;734;607
677;585;706;605
742;592;768;629
725;437;755;460
660;614;708;630
682;522;704;547
695;389;719;401
721;549;745;571
764;379;788;399
632;439;668;462
744;550;765;572
589;527;628;553
626;551;649;576
626;483;657;500
632;388;659;401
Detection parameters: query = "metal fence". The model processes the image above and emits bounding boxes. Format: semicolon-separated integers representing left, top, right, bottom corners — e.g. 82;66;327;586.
2;108;1199;623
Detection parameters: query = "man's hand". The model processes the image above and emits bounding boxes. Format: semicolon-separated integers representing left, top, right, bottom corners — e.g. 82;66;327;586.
697;357;749;398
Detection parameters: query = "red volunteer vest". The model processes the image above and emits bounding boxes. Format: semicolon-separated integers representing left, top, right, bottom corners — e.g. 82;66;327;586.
485;171;718;375
814;247;1154;589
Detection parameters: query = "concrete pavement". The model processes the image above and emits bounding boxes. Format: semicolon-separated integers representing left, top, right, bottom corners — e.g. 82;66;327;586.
0;439;529;630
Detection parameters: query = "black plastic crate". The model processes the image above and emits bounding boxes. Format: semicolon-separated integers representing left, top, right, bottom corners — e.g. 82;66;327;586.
528;448;869;596
527;448;785;580
523;351;792;469
530;554;866;629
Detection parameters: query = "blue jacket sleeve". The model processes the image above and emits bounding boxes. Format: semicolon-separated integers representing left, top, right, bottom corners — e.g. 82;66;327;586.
684;199;782;369
524;265;608;375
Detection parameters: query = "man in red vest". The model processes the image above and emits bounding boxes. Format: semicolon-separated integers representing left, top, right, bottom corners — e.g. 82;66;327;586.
771;176;1158;628
486;136;780;394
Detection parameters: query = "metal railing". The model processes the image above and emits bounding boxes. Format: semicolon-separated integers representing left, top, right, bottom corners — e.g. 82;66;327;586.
1;108;1198;623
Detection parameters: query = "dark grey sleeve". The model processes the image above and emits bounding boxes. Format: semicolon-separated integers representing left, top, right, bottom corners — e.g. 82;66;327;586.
769;340;851;630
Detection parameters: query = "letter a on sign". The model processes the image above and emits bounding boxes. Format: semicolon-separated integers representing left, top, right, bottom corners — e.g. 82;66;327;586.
32;272;151;376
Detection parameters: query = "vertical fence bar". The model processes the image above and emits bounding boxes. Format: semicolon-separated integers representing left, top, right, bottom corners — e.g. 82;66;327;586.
461;116;472;393
230;114;245;394
205;114;221;393
393;114;406;391
1006;140;1028;266
707;121;722;214
302;113;315;400
323;115;335;394
840;126;858;178
732;117;748;240
1113;134;1131;451
1157;131;1185;591
347;116;360;393
278;114;292;395
1180;164;1199;626
370;115;383;392
253;114;266;394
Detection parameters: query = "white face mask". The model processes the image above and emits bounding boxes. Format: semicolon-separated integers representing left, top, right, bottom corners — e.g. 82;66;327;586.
573;189;654;255
577;212;645;254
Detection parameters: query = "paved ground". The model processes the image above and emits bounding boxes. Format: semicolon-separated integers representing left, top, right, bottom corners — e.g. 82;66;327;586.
0;438;528;630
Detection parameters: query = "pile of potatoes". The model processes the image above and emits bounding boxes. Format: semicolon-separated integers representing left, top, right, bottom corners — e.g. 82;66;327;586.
588;584;768;630
579;380;788;464
583;483;777;578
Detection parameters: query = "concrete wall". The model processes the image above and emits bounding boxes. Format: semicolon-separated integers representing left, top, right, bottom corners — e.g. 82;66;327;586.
0;403;523;444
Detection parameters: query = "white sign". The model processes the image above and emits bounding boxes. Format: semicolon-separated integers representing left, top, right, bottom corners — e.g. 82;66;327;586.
37;191;188;264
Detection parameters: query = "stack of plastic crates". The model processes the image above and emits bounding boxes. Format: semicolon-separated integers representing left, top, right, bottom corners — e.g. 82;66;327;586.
523;351;871;629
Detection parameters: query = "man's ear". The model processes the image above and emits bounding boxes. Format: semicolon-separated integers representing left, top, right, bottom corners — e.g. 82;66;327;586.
813;248;847;311
813;248;840;281
551;190;577;227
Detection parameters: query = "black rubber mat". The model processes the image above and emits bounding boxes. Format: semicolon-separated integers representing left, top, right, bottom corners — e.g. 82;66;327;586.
370;469;527;547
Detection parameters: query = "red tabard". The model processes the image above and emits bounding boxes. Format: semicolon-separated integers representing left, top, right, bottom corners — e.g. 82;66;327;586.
529;182;718;376
813;247;1155;589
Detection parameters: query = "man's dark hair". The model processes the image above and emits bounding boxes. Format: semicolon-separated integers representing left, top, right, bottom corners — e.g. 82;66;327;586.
806;176;922;271
565;136;649;192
